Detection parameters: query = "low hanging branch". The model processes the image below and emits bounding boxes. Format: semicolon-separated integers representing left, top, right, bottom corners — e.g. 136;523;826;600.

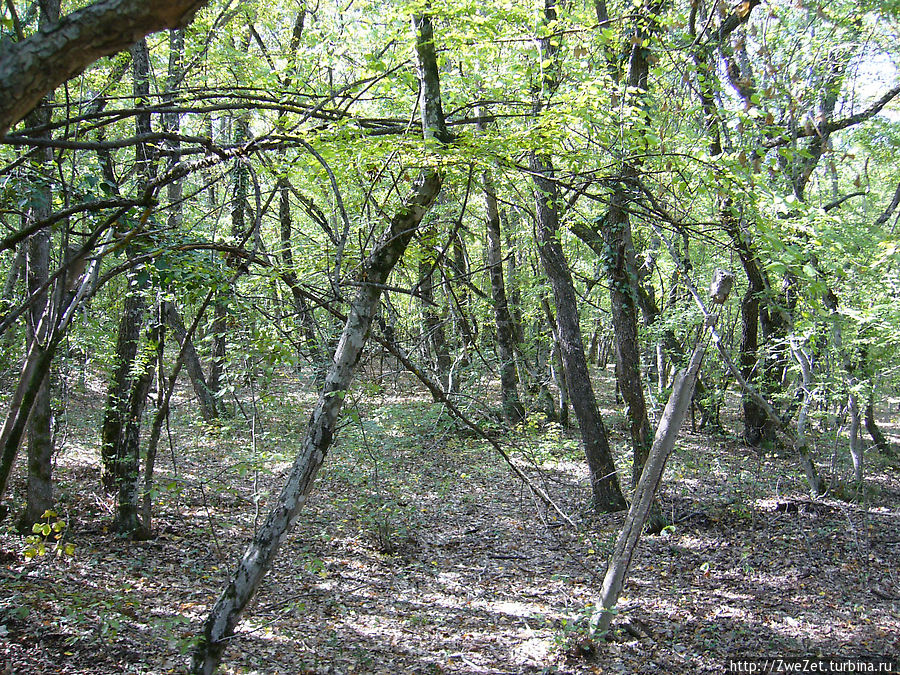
596;268;733;635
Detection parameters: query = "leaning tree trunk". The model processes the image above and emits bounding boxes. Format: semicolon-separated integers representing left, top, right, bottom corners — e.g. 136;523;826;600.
529;0;625;512
532;155;626;512
597;270;733;634
190;14;448;674
165;302;219;422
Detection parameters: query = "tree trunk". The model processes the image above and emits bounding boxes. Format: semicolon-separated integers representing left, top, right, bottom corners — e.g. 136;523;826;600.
864;392;892;456
541;297;570;427
165;302;218;422
598;301;724;634
16;0;61;532
114;312;159;534
531;155;626;512
190;15;447;674
418;232;451;393
481;151;524;423
601;206;652;487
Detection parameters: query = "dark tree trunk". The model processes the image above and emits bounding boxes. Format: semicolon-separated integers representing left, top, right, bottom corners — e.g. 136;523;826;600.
100;291;146;494
100;38;154;501
482;161;524;424
277;176;324;375
531;155;626;512
17;0;61;532
541;297;570;428
114;314;159;534
864;394;892;456
601;204;653;487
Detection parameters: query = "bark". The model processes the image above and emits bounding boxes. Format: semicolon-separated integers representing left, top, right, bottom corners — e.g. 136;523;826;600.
541;297;570;427
723;214;775;446
190;15;447;674
482;160;524;424
100;40;154;500
208;301;227;406
100;291;146;493
532;156;626;512
17;0;61;532
0;341;55;521
114;315;158;534
0;0;208;135
277;176;324;374
601;207;652;487
418;235;451;393
598;300;725;635
864;394;892;457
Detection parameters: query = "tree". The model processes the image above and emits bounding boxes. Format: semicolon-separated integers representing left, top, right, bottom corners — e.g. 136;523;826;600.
0;0;209;135
190;13;450;673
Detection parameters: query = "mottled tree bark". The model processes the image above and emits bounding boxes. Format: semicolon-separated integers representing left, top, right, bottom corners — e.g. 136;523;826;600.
190;15;448;674
482;161;524;423
16;0;61;533
0;0;207;135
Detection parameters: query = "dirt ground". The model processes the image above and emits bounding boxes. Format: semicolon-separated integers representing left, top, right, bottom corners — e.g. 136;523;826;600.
1;371;898;674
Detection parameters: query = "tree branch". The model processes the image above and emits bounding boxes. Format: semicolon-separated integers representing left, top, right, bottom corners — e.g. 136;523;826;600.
0;0;209;136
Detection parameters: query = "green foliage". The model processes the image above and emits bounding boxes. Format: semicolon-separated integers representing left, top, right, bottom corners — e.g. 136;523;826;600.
23;510;74;560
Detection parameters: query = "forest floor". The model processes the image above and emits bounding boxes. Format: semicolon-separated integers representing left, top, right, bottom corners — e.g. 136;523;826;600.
1;365;899;674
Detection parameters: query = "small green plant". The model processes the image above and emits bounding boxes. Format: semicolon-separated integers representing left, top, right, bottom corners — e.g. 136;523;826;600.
23;510;74;560
554;603;611;659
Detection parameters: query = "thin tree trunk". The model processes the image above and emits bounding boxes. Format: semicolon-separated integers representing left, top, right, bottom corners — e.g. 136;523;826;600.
165;302;218;422
480;138;524;423
418;232;451;393
864;392;892;456
16;0;62;533
541;297;569;427
190;15;448;674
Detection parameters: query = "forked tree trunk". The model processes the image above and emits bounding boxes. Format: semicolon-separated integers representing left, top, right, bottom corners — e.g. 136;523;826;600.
190;14;447;674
